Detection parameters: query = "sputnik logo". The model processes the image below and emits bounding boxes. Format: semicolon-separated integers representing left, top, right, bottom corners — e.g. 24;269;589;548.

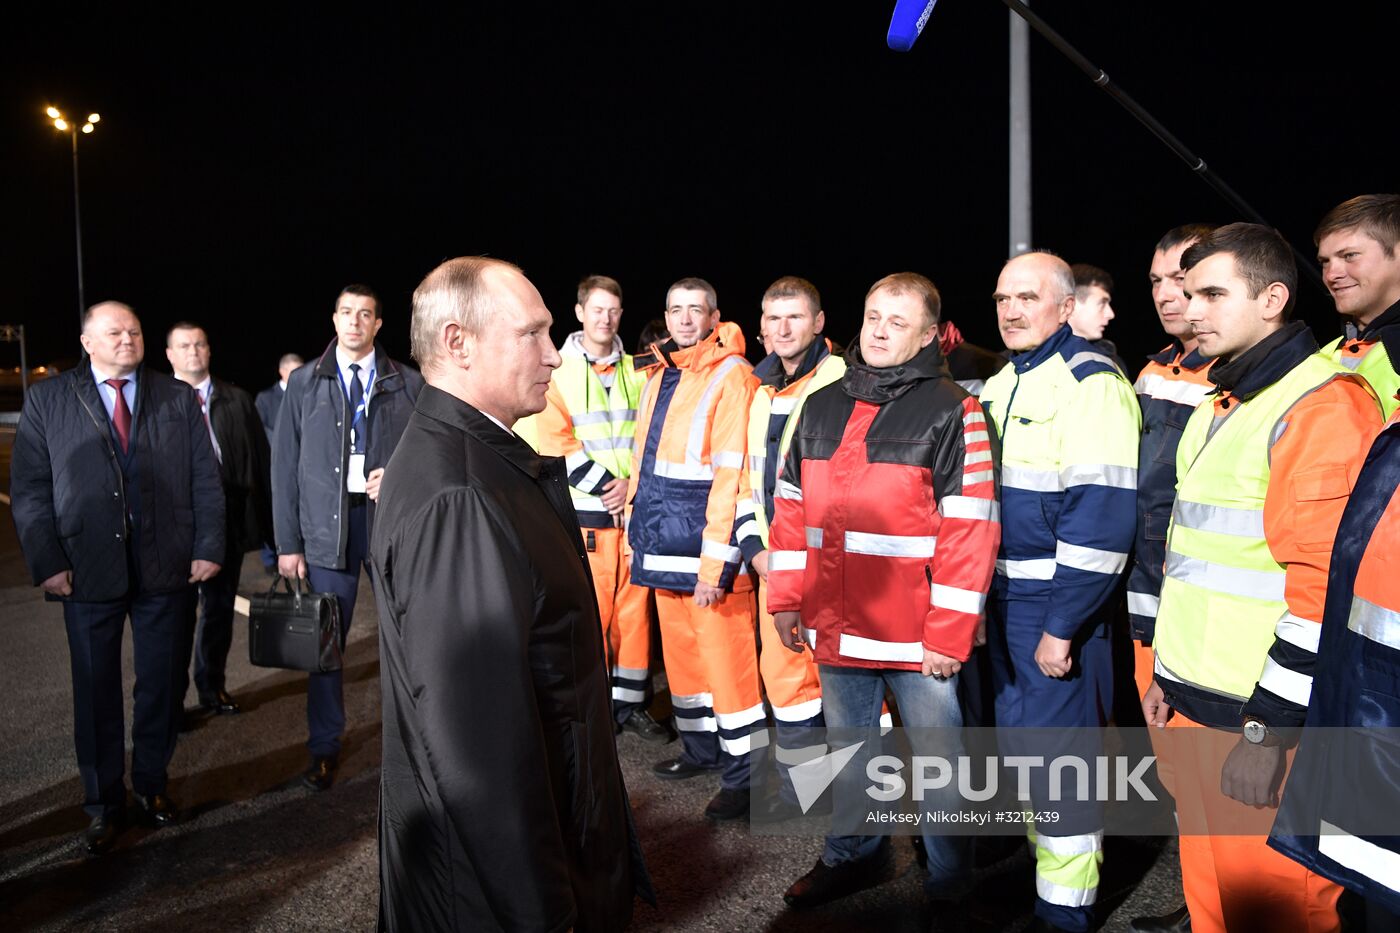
788;741;865;814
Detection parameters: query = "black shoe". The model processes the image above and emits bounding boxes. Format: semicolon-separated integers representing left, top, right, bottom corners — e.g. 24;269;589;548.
783;840;893;909
705;787;750;821
82;811;126;855
132;793;179;828
199;689;241;715
1131;905;1191;932
302;755;338;791
652;757;721;781
617;709;674;743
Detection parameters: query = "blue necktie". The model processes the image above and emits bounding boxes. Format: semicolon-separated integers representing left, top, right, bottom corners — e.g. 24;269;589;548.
348;363;366;454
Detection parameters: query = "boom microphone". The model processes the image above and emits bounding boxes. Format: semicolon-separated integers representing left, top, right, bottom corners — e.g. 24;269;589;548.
887;0;938;51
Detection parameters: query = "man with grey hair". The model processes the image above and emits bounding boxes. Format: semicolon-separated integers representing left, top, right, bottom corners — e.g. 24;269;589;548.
371;256;649;931
11;301;225;854
256;352;303;442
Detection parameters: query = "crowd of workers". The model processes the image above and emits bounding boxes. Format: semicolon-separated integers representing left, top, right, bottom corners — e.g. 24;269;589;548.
10;192;1400;933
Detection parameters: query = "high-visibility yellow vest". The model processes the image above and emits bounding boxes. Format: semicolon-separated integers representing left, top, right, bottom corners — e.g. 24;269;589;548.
554;354;644;509
1154;352;1349;705
745;354;845;546
1322;335;1399;418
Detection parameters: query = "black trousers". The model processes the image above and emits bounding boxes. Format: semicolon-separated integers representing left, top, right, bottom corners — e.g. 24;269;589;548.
63;587;194;818
191;543;245;697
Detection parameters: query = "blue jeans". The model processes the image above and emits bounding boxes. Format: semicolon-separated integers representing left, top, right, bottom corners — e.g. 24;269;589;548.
819;664;971;896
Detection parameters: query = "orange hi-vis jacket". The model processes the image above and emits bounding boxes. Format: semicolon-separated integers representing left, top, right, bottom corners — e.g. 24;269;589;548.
628;322;759;593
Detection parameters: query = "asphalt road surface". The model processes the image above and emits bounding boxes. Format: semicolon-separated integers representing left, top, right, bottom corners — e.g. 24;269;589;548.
0;426;1186;931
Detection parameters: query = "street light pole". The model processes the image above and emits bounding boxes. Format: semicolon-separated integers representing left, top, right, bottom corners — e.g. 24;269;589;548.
46;106;99;333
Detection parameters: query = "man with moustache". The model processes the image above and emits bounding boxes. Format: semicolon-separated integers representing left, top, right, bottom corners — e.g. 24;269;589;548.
371;256;649;932
11;301;224;853
981;251;1142;932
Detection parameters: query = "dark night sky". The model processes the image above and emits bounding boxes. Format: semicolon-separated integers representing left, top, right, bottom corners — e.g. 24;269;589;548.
4;2;1397;394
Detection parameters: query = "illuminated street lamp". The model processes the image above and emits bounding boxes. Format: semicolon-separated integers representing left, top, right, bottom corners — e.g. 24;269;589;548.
46;106;100;333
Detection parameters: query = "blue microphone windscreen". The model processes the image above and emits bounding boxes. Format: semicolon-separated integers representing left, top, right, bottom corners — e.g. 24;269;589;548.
887;0;938;52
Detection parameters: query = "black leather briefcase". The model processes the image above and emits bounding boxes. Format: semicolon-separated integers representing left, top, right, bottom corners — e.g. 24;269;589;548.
247;576;344;673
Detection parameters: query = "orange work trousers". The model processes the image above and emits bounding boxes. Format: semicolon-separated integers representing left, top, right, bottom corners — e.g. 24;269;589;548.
582;526;653;713
1159;713;1341;933
757;579;823;723
655;587;763;785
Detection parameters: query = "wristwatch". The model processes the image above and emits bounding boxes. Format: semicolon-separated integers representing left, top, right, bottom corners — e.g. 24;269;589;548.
1242;717;1279;747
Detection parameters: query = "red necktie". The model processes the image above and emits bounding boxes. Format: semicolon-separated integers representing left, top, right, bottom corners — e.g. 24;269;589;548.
105;378;131;453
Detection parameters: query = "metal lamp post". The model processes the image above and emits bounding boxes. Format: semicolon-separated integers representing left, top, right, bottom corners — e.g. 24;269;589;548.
46;106;100;333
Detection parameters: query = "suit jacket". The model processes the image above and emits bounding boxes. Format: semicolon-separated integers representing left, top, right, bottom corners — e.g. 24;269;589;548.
10;360;225;601
370;385;650;933
209;377;274;555
255;382;284;443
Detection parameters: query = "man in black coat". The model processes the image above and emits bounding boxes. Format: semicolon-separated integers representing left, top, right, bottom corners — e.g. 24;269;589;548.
167;322;273;716
255;352;302;443
272;284;423;790
370;257;651;932
10;301;224;855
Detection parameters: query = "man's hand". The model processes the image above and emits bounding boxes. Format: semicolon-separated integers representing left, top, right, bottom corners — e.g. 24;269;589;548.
773;611;805;653
1034;631;1073;678
1142;680;1173;728
41;569;73;597
922;649;962;679
973;618;987;647
1220;738;1286;808
600;477;628;515
750;549;770;581
365;467;386;502
278;553;308;580
189;560;221;583
693;581;725;608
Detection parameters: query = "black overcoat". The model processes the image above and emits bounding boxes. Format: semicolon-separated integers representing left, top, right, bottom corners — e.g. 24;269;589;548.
369;385;650;933
208;377;273;555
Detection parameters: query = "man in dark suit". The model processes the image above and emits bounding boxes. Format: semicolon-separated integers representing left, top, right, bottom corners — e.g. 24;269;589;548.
273;284;422;791
167;322;273;717
255;353;303;443
371;256;649;931
10;301;224;855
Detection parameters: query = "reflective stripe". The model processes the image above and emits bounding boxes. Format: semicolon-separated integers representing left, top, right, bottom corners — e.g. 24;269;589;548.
996;558;1057;580
1257;656;1313;706
770;395;798;415
675;715;717;733
571;408;637;426
578;460;609;491
1318;821;1400;894
1056;541;1129;575
839;632;924;664
572;494;608;513
1173;499;1266;538
1348;595;1400;649
701;539;742;564
1035;875;1098;908
1275;611;1322;653
565;449;592;473
582;436;633;453
1135;372;1213;406
956;379;986;396
1127;591;1160;618
1340;355;1364;371
775;741;829;765
1062;463;1137;490
716;702;768;731
685;355;748;466
776;479;803;501
931;583;986;615
748;454;764;472
613;665;650;681
803;627;817;648
711;450;744;470
964;411;987;427
964;470;995;485
805;526;824;548
1065;351;1116;372
1164;552;1286;602
652;460;714;481
940;495;999;522
1031;830;1103;857
964;448;994;466
641;553;701;574
612;686;647;703
671;692;715;709
769;550;807;572
966;429;990;445
734;520;759;542
1154;653;1250;702
734;499;757;520
1003;465;1063;492
720;729;768;756
772;697;823;723
845;531;937;558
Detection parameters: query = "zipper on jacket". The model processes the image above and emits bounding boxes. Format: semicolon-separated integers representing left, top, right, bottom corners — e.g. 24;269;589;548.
73;380;130;537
